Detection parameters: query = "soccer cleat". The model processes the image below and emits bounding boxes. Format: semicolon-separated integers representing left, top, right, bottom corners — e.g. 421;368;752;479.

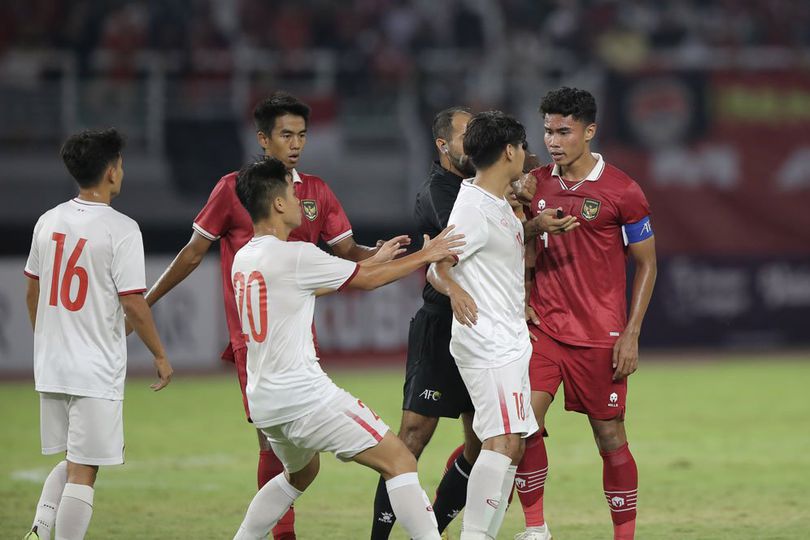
23;528;41;540
514;523;552;540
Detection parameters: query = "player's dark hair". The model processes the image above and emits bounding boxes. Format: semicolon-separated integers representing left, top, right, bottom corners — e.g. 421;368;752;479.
253;91;311;135
60;128;125;188
539;87;597;125
432;106;472;141
236;157;290;222
462;111;526;170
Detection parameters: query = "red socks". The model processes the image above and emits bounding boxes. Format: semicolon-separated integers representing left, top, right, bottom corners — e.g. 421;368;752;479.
515;433;548;527
601;442;637;539
259;450;297;540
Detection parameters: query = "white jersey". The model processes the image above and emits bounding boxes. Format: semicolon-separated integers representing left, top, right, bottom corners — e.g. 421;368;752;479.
446;180;531;369
231;235;359;427
24;198;146;400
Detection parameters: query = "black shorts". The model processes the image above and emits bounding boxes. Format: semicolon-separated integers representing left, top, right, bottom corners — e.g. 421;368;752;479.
402;304;474;418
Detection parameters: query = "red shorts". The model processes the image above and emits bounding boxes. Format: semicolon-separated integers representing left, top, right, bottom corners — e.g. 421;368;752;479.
529;328;626;420
234;346;252;421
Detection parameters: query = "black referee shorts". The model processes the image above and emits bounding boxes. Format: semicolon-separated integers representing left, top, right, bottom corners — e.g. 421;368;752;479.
402;304;474;418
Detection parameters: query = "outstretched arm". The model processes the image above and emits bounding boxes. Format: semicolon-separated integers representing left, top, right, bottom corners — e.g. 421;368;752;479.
331;236;379;262
145;232;213;306
346;227;464;291
612;236;657;380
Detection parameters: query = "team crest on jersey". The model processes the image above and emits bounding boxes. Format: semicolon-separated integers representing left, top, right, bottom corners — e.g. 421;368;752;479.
301;200;318;221
581;198;601;221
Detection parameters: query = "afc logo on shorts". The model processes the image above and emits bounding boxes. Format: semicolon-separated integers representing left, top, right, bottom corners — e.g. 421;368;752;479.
608;392;619;408
420;389;442;401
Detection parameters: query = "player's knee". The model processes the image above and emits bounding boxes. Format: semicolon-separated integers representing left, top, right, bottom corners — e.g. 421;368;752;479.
66;461;98;486
383;444;418;478
287;458;319;492
398;422;433;458
591;420;626;451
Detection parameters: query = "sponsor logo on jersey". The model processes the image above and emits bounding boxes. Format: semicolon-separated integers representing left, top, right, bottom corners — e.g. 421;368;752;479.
610;495;626;508
538;199;546;211
581;198;601;221
420;389;442;401
608;392;619;407
301;199;318;221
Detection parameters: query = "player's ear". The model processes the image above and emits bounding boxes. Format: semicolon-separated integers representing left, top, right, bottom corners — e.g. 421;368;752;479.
585;123;597;143
435;138;448;155
257;131;269;150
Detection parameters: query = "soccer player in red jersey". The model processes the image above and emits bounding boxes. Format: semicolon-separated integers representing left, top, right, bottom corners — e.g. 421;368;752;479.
515;87;658;540
143;92;382;540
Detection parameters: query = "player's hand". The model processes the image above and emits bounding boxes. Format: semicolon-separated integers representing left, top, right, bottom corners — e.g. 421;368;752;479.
421;225;465;263
368;235;410;264
151;356;173;391
512;172;537;206
449;284;477;326
532;208;579;235
612;331;639;381
526;305;540;341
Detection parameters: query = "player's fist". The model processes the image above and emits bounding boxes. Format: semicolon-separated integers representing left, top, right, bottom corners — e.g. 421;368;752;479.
151;356;173;391
512;172;537;206
449;283;478;327
421;225;465;263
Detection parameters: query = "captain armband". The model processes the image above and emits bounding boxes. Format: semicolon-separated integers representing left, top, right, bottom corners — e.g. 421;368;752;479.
621;215;654;246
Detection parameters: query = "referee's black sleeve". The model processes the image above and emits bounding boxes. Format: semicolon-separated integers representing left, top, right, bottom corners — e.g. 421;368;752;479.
429;182;459;230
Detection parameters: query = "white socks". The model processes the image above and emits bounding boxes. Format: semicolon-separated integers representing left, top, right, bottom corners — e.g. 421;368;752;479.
233;474;302;540
460;449;513;540
385;472;441;540
487;464;517;538
54;483;94;540
31;460;68;540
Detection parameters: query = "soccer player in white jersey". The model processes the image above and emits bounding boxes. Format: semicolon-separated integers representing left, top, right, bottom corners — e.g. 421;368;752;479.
229;157;464;540
427;111;540;540
23;129;173;540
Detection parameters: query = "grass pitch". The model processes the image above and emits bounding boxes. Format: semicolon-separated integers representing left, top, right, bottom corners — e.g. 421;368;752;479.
2;357;809;539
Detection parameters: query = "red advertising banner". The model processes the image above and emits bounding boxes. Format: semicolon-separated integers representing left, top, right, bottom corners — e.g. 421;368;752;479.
603;70;810;256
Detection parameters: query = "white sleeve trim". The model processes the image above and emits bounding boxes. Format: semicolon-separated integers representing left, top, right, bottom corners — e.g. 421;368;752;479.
326;229;353;247
192;222;220;241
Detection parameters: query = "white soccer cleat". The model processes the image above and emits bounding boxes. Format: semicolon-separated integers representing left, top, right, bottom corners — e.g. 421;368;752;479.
514;523;552;540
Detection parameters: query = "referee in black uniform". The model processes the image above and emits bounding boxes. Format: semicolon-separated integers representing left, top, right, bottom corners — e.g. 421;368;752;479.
370;107;481;538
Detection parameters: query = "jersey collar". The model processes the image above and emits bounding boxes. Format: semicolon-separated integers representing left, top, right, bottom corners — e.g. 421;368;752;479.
71;197;109;207
551;152;605;191
291;169;303;184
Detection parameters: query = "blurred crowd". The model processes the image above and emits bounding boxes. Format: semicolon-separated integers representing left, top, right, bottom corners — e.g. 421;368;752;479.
2;0;809;77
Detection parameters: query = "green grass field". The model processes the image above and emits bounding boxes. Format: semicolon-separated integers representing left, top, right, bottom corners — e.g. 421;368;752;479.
2;358;810;539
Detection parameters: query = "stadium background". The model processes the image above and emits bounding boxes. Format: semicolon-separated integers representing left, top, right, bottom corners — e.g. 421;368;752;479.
1;1;809;538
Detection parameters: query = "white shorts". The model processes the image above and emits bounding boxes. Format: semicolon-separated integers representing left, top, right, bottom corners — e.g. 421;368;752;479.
458;355;539;441
40;392;124;466
260;388;390;474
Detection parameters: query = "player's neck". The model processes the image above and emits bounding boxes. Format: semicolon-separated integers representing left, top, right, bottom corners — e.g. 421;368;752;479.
559;150;597;181
473;169;511;199
76;188;112;205
439;156;464;179
253;219;289;241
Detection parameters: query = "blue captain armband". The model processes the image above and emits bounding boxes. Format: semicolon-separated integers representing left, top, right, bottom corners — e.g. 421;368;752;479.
622;215;654;245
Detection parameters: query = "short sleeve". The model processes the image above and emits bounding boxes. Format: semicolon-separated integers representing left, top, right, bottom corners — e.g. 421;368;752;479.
448;204;488;264
24;218;43;279
318;183;353;247
193;177;234;241
112;228;147;295
295;243;359;292
617;181;651;225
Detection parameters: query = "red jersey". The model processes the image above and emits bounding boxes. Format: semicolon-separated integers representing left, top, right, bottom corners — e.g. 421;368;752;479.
193;168;353;359
526;154;651;348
